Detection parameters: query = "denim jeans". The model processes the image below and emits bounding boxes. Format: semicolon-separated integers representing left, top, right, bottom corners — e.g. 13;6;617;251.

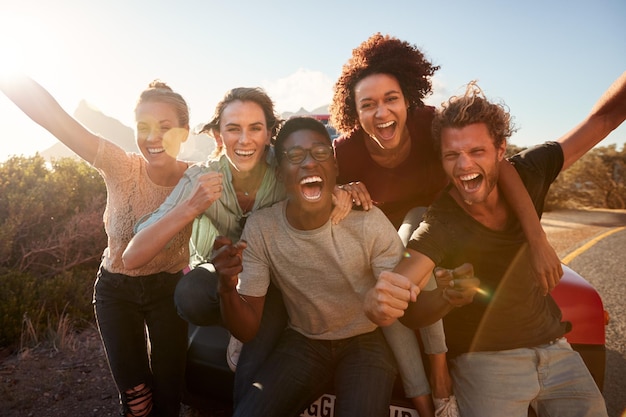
234;283;288;405
174;266;288;405
234;327;398;417
174;263;222;326
451;338;608;417
93;266;188;417
234;278;434;402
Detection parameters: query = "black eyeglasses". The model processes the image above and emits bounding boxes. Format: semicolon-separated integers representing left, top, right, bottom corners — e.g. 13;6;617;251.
282;145;333;164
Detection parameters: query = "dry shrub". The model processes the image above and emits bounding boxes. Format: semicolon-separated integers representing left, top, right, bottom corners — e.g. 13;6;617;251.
0;268;94;350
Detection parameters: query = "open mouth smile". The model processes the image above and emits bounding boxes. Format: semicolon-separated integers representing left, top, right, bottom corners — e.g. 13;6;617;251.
147;147;165;155
376;120;395;129
300;175;323;201
459;172;483;192
235;149;255;158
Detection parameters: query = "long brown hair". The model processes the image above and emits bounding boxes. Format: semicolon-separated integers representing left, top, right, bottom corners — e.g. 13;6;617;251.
198;87;283;157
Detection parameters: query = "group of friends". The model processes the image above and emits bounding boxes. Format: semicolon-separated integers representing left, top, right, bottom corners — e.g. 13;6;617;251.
1;32;624;417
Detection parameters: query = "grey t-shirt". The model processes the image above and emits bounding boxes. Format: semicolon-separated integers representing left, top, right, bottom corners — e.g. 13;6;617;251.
239;201;404;340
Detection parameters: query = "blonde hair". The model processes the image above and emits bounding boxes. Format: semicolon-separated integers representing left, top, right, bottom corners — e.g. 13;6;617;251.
135;80;190;127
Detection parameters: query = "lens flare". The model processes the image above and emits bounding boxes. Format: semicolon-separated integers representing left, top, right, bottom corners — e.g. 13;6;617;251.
475;286;490;297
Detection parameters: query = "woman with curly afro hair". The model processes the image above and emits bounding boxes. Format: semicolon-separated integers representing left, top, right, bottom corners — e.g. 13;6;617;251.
330;33;563;417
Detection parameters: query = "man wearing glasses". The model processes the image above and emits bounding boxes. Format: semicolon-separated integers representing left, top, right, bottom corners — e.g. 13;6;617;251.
212;116;443;417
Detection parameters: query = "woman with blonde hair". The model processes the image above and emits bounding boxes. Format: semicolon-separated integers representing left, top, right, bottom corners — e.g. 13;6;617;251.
123;87;351;407
1;75;192;417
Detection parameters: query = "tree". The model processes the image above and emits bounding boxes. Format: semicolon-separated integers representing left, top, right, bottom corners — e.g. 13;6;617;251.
547;145;626;210
0;155;107;347
0;155;107;276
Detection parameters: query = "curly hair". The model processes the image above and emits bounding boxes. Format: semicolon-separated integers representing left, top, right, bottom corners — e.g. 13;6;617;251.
135;80;190;127
329;33;439;134
431;81;517;155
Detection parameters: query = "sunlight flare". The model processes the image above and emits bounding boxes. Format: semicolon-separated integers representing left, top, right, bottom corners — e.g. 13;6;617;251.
0;12;63;77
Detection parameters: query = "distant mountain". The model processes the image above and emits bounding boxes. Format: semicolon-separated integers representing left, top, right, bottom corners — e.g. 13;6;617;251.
40;100;135;160
41;100;214;163
40;102;335;162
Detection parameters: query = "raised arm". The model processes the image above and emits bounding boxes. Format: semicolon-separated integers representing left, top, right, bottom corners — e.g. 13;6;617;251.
498;161;562;295
559;71;626;171
0;74;100;163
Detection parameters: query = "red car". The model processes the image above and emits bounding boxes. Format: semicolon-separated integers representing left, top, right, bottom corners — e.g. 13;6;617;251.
183;265;607;416
551;265;607;391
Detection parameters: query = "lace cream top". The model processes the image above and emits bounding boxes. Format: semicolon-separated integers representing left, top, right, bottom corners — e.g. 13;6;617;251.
92;138;189;276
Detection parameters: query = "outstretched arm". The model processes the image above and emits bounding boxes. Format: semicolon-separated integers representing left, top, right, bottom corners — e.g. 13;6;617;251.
559;71;626;171
498;161;562;295
0;74;100;163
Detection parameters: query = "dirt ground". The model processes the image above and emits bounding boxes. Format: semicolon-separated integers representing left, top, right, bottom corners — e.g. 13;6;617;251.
0;220;612;417
0;324;229;417
0;326;121;417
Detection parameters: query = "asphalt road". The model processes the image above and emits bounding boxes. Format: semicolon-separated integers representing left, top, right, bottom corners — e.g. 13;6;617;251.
542;209;626;417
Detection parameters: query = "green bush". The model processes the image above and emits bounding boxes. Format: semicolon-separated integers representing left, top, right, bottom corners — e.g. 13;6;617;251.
0;155;107;277
0;155;106;349
0;270;38;347
0;267;95;349
507;143;626;210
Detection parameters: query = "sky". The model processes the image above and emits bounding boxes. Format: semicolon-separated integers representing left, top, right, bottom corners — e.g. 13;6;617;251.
1;0;625;162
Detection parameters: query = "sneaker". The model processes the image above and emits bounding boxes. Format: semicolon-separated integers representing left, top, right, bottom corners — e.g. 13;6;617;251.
433;395;459;417
226;335;243;372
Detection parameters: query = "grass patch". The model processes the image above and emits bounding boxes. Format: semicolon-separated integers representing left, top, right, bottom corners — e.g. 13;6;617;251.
0;268;95;351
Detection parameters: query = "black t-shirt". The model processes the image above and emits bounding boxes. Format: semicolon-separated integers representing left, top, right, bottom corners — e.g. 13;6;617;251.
408;142;568;356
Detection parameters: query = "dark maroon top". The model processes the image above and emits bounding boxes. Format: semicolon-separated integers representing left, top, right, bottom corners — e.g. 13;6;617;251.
334;106;448;229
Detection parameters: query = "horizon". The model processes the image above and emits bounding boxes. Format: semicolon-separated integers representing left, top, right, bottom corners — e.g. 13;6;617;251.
8;97;626;163
1;0;625;162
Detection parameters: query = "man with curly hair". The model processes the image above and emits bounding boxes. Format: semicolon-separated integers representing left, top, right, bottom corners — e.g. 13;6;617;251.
365;74;626;416
330;32;562;417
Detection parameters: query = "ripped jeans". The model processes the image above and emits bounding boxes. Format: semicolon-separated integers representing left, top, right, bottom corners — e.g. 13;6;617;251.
93;266;188;417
